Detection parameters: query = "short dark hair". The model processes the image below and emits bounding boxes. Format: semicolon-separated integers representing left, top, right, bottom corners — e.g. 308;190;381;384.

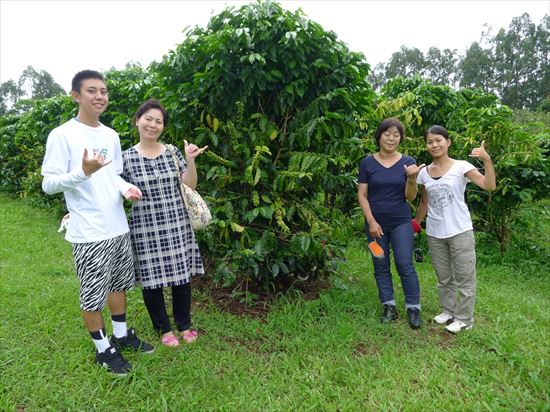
425;125;450;140
71;70;105;93
374;118;405;147
134;99;169;126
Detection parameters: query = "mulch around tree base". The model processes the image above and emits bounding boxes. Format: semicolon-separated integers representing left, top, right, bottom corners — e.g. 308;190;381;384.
192;274;332;318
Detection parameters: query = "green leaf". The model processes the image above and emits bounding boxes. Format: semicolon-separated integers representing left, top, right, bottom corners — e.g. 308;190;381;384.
253;168;261;186
260;205;274;219
300;235;311;253
244;208;260;223
230;222;245;233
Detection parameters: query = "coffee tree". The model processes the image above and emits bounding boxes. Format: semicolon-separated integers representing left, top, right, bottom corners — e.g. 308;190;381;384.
151;1;375;287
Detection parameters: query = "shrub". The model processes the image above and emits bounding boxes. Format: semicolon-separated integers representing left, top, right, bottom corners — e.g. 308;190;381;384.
375;77;550;250
151;1;375;287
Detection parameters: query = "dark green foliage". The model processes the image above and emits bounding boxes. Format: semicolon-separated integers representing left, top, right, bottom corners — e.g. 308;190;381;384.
0;95;76;212
151;1;375;287
103;63;153;148
537;98;550;113
376;77;550;249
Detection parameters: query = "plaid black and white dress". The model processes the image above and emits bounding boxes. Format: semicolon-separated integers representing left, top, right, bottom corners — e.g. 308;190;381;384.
122;145;204;289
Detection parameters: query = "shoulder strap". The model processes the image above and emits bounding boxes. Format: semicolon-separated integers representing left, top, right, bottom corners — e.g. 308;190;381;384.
166;144;180;173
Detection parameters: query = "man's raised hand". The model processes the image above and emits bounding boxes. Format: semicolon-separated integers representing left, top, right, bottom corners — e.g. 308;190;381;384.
82;148;112;176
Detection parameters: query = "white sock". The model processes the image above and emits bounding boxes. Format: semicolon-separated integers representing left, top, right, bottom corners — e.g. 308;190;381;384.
91;329;111;353
112;320;128;338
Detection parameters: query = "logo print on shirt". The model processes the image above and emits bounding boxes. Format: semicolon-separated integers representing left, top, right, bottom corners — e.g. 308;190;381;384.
93;148;109;158
429;183;454;210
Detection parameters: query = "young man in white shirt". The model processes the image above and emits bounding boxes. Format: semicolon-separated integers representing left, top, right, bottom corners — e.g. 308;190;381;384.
42;70;154;375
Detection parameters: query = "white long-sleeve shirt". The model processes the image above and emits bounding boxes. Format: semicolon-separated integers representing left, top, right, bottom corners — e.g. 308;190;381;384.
41;118;132;243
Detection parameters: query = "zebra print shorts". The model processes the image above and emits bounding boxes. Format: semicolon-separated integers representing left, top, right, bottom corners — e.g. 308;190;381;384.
72;233;135;311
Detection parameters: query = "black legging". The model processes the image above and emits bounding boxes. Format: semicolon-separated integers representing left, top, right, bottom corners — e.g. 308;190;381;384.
141;283;191;335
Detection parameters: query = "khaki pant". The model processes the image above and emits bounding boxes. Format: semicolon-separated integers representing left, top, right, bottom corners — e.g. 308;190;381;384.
427;230;476;325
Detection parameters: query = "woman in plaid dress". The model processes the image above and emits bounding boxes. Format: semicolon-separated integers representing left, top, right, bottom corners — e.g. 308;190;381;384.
122;99;207;347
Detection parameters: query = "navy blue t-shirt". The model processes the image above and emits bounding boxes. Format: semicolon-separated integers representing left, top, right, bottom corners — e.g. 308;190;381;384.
358;154;415;228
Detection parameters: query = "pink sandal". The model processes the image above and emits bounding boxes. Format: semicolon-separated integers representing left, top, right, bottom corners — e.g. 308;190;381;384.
180;330;198;343
161;332;180;347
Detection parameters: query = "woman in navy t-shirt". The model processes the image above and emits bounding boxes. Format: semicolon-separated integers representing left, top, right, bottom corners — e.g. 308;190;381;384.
357;118;425;329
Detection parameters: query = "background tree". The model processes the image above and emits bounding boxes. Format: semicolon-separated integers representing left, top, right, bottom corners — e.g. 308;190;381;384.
18;66;65;100
374;13;548;110
368;62;387;90
424;47;459;87
493;13;539;109
458;40;495;92
371;46;459;90
380;46;426;84
0;80;23;115
535;15;550;107
459;13;549;109
0;66;65;115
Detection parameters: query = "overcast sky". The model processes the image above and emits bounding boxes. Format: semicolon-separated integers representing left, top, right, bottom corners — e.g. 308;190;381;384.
1;0;548;91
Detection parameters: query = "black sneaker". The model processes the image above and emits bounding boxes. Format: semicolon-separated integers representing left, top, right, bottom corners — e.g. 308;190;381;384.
95;345;132;376
380;304;398;323
414;248;424;263
407;308;422;330
110;327;155;353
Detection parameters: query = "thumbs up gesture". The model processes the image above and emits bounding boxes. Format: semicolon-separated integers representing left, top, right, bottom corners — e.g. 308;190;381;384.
469;141;491;162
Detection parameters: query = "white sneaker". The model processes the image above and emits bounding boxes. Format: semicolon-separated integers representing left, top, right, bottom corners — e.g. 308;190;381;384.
445;320;473;334
433;313;454;325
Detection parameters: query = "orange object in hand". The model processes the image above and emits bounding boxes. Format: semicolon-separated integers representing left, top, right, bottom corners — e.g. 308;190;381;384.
368;240;384;258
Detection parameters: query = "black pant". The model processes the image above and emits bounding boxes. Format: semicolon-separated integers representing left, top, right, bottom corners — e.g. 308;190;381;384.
141;283;192;335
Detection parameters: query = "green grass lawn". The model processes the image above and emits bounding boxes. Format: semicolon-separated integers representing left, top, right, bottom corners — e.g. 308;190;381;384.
1;194;549;411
